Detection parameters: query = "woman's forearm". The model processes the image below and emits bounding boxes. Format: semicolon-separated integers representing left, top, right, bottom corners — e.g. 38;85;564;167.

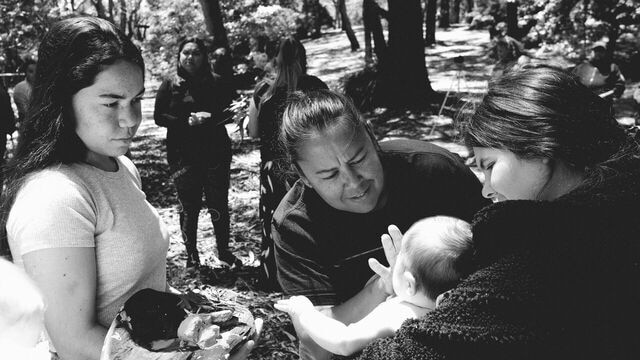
55;324;108;360
247;98;259;138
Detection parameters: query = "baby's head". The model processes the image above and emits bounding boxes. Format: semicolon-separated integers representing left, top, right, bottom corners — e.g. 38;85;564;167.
0;258;45;349
392;216;473;303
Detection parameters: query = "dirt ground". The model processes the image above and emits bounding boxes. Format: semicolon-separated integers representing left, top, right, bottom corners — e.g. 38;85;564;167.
132;25;639;359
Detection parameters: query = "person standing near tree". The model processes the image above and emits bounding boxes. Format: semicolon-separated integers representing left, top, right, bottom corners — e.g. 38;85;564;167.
246;37;328;290
154;38;241;269
12;56;37;123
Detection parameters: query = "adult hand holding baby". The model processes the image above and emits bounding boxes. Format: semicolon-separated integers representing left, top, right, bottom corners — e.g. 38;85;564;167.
188;111;211;126
368;224;403;296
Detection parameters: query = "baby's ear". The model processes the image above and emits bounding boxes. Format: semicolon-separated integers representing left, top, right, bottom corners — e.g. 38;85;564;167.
435;290;452;308
403;271;418;297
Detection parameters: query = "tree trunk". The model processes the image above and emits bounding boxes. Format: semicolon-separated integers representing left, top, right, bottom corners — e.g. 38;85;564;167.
439;0;450;28
338;0;360;51
424;0;437;45
91;0;109;20
606;25;619;59
198;0;229;49
451;0;461;24
119;0;127;34
506;0;518;38
363;0;373;61
363;0;387;63
108;0;114;21
466;0;474;13
381;0;433;107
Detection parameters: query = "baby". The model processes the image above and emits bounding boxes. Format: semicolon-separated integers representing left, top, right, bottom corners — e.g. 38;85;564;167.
275;216;473;356
0;258;49;360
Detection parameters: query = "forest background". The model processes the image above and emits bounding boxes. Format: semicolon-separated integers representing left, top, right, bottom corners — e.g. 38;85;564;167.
1;0;639;359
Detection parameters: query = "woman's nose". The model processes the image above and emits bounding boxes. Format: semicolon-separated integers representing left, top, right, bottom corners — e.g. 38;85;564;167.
119;105;141;128
481;180;495;199
341;167;362;188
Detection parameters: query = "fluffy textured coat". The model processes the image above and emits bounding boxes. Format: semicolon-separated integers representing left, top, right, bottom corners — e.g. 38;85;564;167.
355;156;640;360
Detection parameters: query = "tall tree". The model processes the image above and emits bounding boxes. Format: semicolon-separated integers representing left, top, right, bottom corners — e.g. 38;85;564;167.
380;0;433;107
338;0;360;51
363;0;386;63
505;0;518;38
198;0;229;49
439;0;450;28
451;0;461;24
424;0;437;45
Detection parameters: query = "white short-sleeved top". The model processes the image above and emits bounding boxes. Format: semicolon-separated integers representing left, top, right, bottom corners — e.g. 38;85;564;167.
7;156;170;327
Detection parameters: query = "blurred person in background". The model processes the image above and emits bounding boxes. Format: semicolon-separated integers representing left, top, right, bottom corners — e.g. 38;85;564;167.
154;37;240;269
573;42;625;100
246;37;327;290
12;56;37;123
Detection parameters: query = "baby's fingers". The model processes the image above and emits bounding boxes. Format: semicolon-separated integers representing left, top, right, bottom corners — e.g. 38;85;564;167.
368;258;388;277
274;299;290;311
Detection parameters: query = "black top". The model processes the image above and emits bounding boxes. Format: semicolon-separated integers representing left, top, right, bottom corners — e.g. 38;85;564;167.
154;72;235;169
273;139;489;305
0;84;15;136
255;74;328;162
355;156;640;360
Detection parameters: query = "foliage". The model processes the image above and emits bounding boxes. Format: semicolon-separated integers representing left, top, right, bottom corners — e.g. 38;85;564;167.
226;4;301;55
0;0;57;73
531;0;640;47
142;0;209;78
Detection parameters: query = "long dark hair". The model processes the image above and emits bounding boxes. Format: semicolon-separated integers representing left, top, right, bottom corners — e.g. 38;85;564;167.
0;16;144;255
176;37;211;81
262;37;308;104
461;64;638;186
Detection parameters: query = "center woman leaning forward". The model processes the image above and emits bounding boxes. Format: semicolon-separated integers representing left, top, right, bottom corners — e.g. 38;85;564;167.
272;90;489;359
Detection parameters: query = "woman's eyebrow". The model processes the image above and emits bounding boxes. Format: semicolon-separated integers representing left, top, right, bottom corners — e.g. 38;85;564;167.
98;88;146;99
314;146;365;175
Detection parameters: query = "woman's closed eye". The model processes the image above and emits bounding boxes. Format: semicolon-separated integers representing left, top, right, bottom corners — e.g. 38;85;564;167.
321;171;338;180
350;154;367;165
103;102;118;108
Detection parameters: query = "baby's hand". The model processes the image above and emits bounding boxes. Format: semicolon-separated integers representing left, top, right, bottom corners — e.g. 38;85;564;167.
274;295;315;318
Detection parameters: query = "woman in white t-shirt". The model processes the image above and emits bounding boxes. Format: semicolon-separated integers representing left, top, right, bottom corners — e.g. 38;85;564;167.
0;17;261;360
0;17;165;360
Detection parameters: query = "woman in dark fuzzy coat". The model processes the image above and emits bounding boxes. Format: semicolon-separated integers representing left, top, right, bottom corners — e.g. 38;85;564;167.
356;65;640;360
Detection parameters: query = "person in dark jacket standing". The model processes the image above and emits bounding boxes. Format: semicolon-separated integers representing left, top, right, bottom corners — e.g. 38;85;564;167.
154;38;240;269
355;65;640;360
